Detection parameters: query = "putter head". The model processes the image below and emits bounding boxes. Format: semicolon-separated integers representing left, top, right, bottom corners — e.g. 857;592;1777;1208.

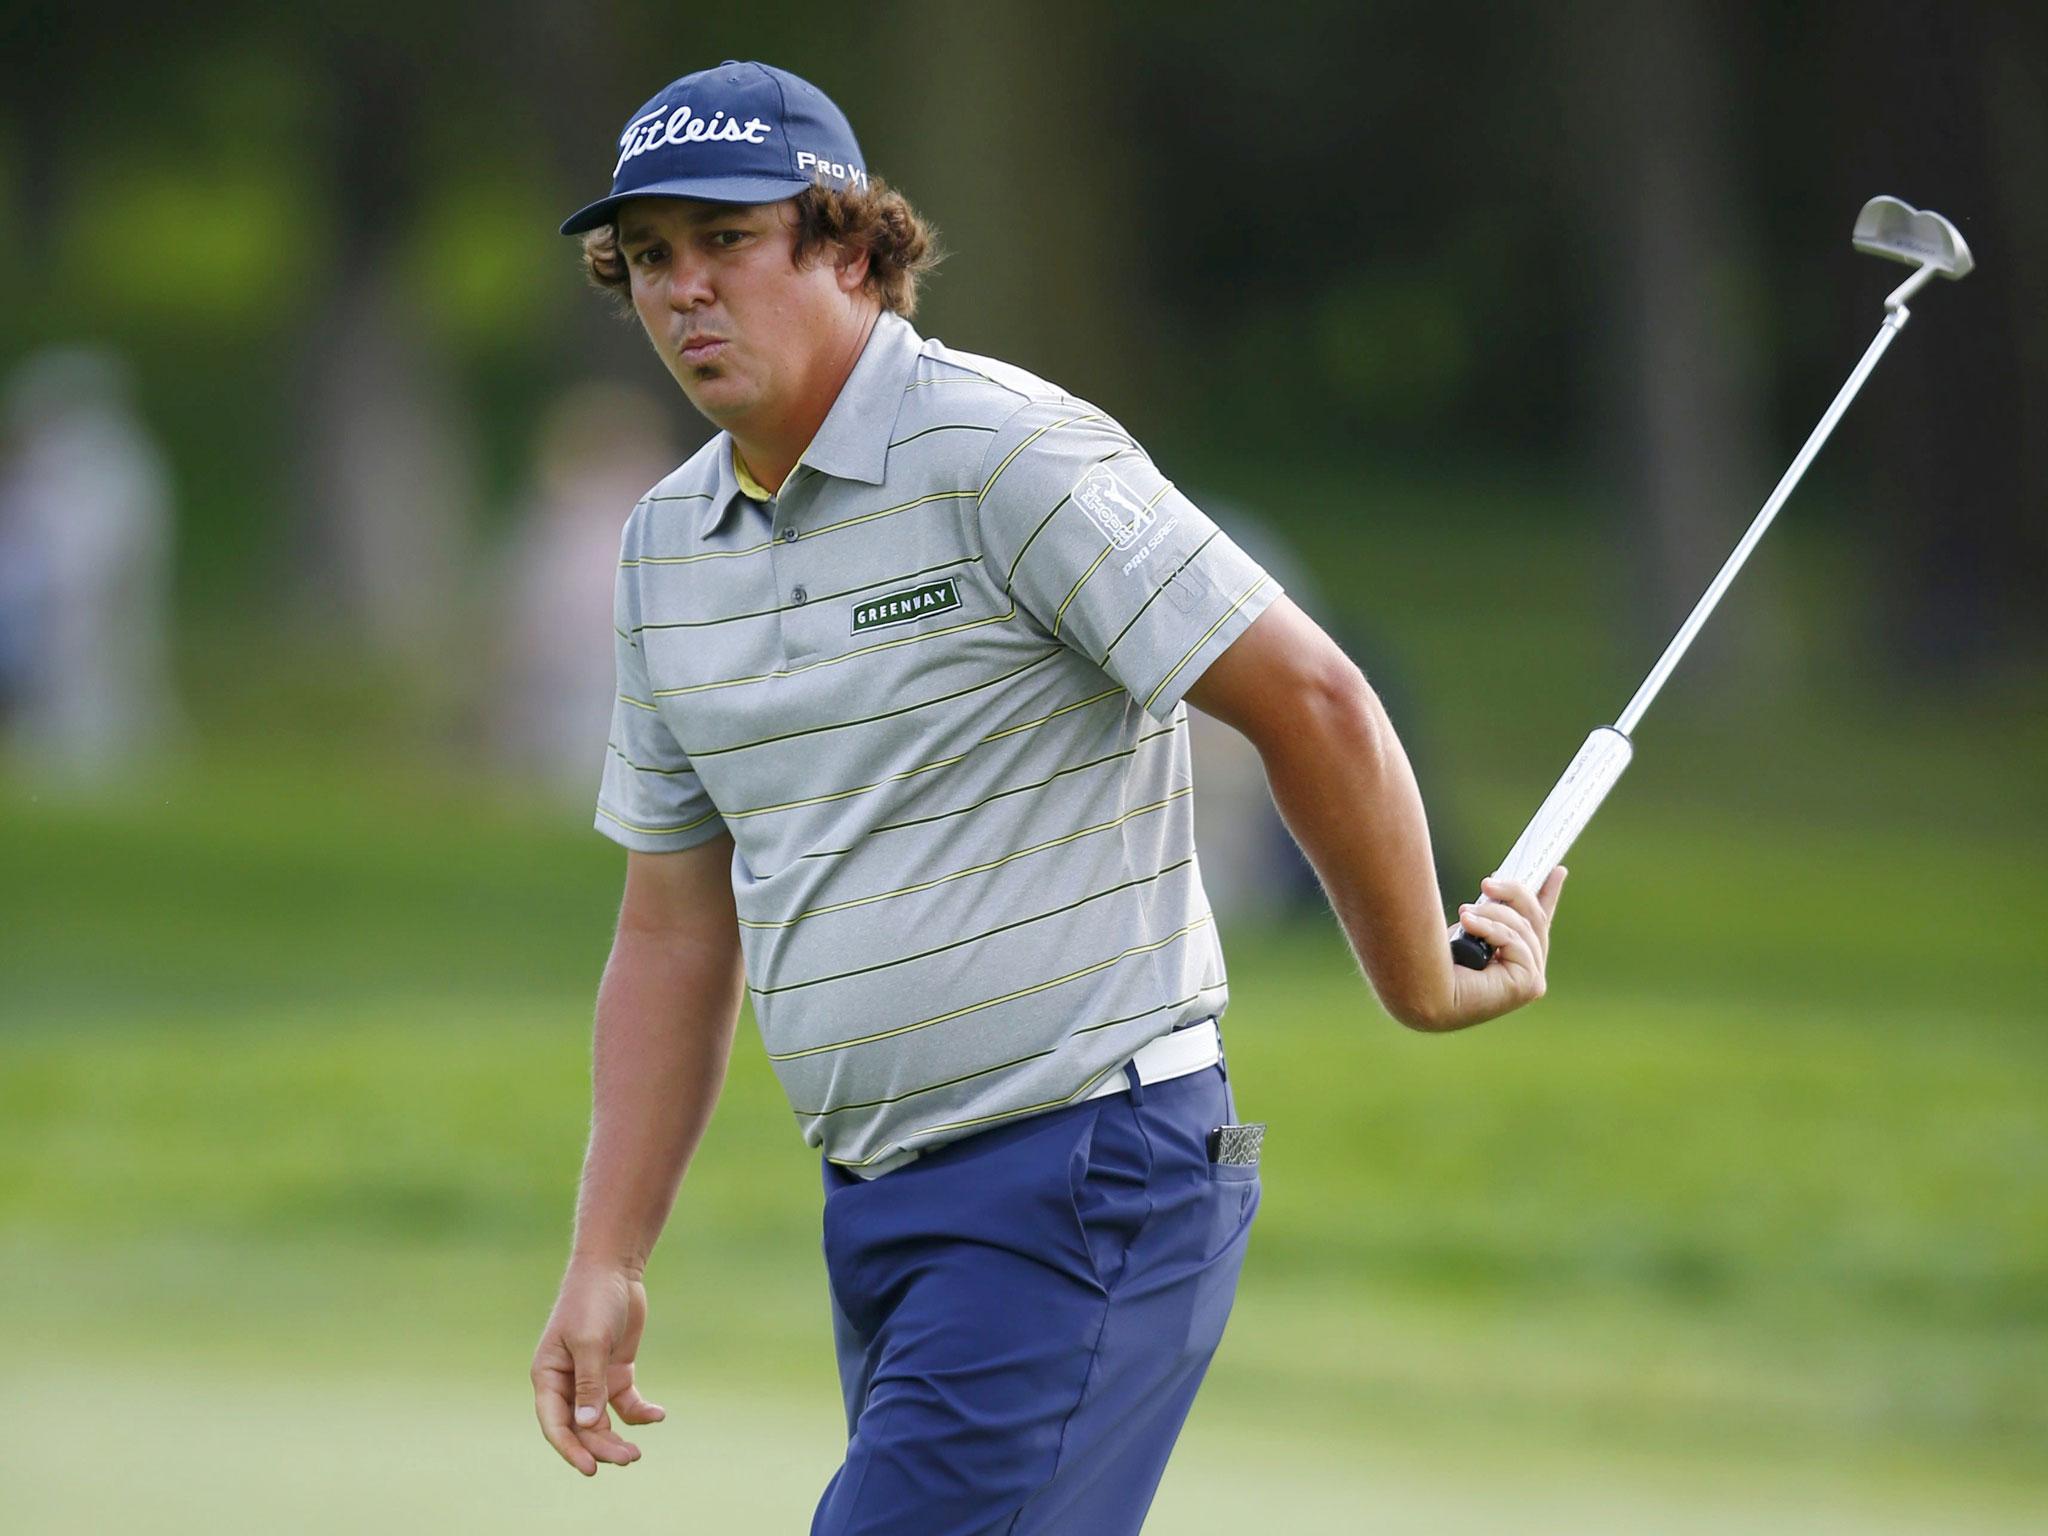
1853;195;1974;279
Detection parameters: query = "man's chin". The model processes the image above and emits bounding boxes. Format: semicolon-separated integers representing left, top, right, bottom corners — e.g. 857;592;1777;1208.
680;372;753;420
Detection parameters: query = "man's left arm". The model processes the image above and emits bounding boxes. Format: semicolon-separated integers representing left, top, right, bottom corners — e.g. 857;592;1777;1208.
971;401;1562;1026
1184;594;1564;1032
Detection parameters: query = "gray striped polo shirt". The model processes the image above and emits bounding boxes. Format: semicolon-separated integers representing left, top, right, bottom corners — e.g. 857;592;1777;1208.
596;310;1281;1176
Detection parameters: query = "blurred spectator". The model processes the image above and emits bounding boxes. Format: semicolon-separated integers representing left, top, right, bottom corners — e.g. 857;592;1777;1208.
0;348;182;780
1186;495;1467;923
1183;497;1324;922
299;271;483;678
491;383;679;791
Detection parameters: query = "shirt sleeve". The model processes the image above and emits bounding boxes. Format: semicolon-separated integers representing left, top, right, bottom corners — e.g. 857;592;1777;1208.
974;398;1283;721
593;517;729;854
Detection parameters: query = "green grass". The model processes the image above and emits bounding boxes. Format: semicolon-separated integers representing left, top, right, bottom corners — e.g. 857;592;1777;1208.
2;577;2045;1528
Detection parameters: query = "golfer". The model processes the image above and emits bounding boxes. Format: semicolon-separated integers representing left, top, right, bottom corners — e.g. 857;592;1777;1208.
531;60;1565;1534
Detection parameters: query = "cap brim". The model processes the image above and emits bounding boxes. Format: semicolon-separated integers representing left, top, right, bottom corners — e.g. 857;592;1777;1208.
558;174;812;235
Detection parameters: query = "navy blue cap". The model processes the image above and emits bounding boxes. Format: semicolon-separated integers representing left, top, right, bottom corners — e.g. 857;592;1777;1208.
559;61;867;235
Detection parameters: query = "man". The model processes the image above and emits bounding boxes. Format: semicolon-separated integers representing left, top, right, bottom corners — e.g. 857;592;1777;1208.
531;60;1565;1534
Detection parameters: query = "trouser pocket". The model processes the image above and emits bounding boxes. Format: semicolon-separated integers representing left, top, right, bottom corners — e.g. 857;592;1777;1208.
1068;1095;1153;1292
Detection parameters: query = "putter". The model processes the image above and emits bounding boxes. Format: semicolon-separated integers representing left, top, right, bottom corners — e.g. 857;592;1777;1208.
1450;195;1974;971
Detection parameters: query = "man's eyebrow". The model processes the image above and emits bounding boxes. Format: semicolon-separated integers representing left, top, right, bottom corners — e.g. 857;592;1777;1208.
616;221;656;246
689;205;756;226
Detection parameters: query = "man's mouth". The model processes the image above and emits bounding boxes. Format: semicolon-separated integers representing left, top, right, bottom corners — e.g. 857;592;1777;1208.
680;335;727;364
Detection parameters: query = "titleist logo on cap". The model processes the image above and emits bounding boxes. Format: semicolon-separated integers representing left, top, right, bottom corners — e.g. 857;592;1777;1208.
616;105;774;174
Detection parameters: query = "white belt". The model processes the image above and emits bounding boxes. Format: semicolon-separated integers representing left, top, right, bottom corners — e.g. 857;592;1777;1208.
1082;1018;1220;1102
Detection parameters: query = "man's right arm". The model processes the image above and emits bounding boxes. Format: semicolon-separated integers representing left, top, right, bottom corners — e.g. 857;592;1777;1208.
532;836;746;1476
573;838;746;1273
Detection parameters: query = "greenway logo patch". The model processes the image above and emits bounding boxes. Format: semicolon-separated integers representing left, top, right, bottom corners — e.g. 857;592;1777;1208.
851;578;961;633
1073;463;1156;550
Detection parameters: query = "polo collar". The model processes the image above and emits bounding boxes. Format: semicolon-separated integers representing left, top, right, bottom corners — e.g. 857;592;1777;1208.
696;310;923;538
800;309;921;485
700;436;745;535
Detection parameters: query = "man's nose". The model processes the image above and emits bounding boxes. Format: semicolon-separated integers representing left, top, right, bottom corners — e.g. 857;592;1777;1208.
666;251;714;311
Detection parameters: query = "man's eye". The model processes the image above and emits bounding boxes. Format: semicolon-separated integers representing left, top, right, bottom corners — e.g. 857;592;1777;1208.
630;246;664;267
711;229;748;248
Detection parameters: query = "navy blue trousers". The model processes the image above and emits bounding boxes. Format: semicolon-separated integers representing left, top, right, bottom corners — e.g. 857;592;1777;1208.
811;1053;1259;1535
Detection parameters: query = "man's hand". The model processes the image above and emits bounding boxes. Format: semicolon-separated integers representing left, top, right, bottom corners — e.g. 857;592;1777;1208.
1426;866;1568;1031
531;1258;666;1475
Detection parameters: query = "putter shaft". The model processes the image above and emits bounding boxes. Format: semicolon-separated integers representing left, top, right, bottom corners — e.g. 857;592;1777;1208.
1617;308;1907;736
1450;194;1973;975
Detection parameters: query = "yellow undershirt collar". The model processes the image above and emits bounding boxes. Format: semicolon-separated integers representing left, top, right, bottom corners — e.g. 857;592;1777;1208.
732;441;802;503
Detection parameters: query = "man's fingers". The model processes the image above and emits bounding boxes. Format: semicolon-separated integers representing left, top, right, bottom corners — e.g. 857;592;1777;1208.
1480;875;1557;964
546;1417;600;1475
1479;875;1543;925
1486;865;1566;921
1465;897;1547;983
534;1359;599;1476
563;1334;647;1463
613;1384;668;1425
570;1333;614;1433
578;1420;642;1464
1457;902;1530;968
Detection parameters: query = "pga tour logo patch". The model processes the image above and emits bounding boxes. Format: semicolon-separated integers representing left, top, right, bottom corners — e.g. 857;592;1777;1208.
851;578;961;633
1073;464;1156;550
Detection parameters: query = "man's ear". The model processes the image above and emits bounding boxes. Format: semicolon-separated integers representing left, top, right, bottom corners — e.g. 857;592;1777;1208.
833;242;872;294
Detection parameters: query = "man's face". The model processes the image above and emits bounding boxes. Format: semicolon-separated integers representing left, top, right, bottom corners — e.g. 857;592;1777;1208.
614;196;857;430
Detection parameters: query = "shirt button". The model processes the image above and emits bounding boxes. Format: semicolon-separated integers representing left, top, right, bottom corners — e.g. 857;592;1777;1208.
780;525;799;543
791;585;808;604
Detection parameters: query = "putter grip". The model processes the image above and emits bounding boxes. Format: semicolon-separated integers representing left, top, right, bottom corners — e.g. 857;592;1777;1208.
1450;725;1634;970
1449;927;1495;970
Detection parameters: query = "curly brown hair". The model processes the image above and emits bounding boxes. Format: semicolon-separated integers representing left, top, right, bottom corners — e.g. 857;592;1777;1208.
579;176;940;318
